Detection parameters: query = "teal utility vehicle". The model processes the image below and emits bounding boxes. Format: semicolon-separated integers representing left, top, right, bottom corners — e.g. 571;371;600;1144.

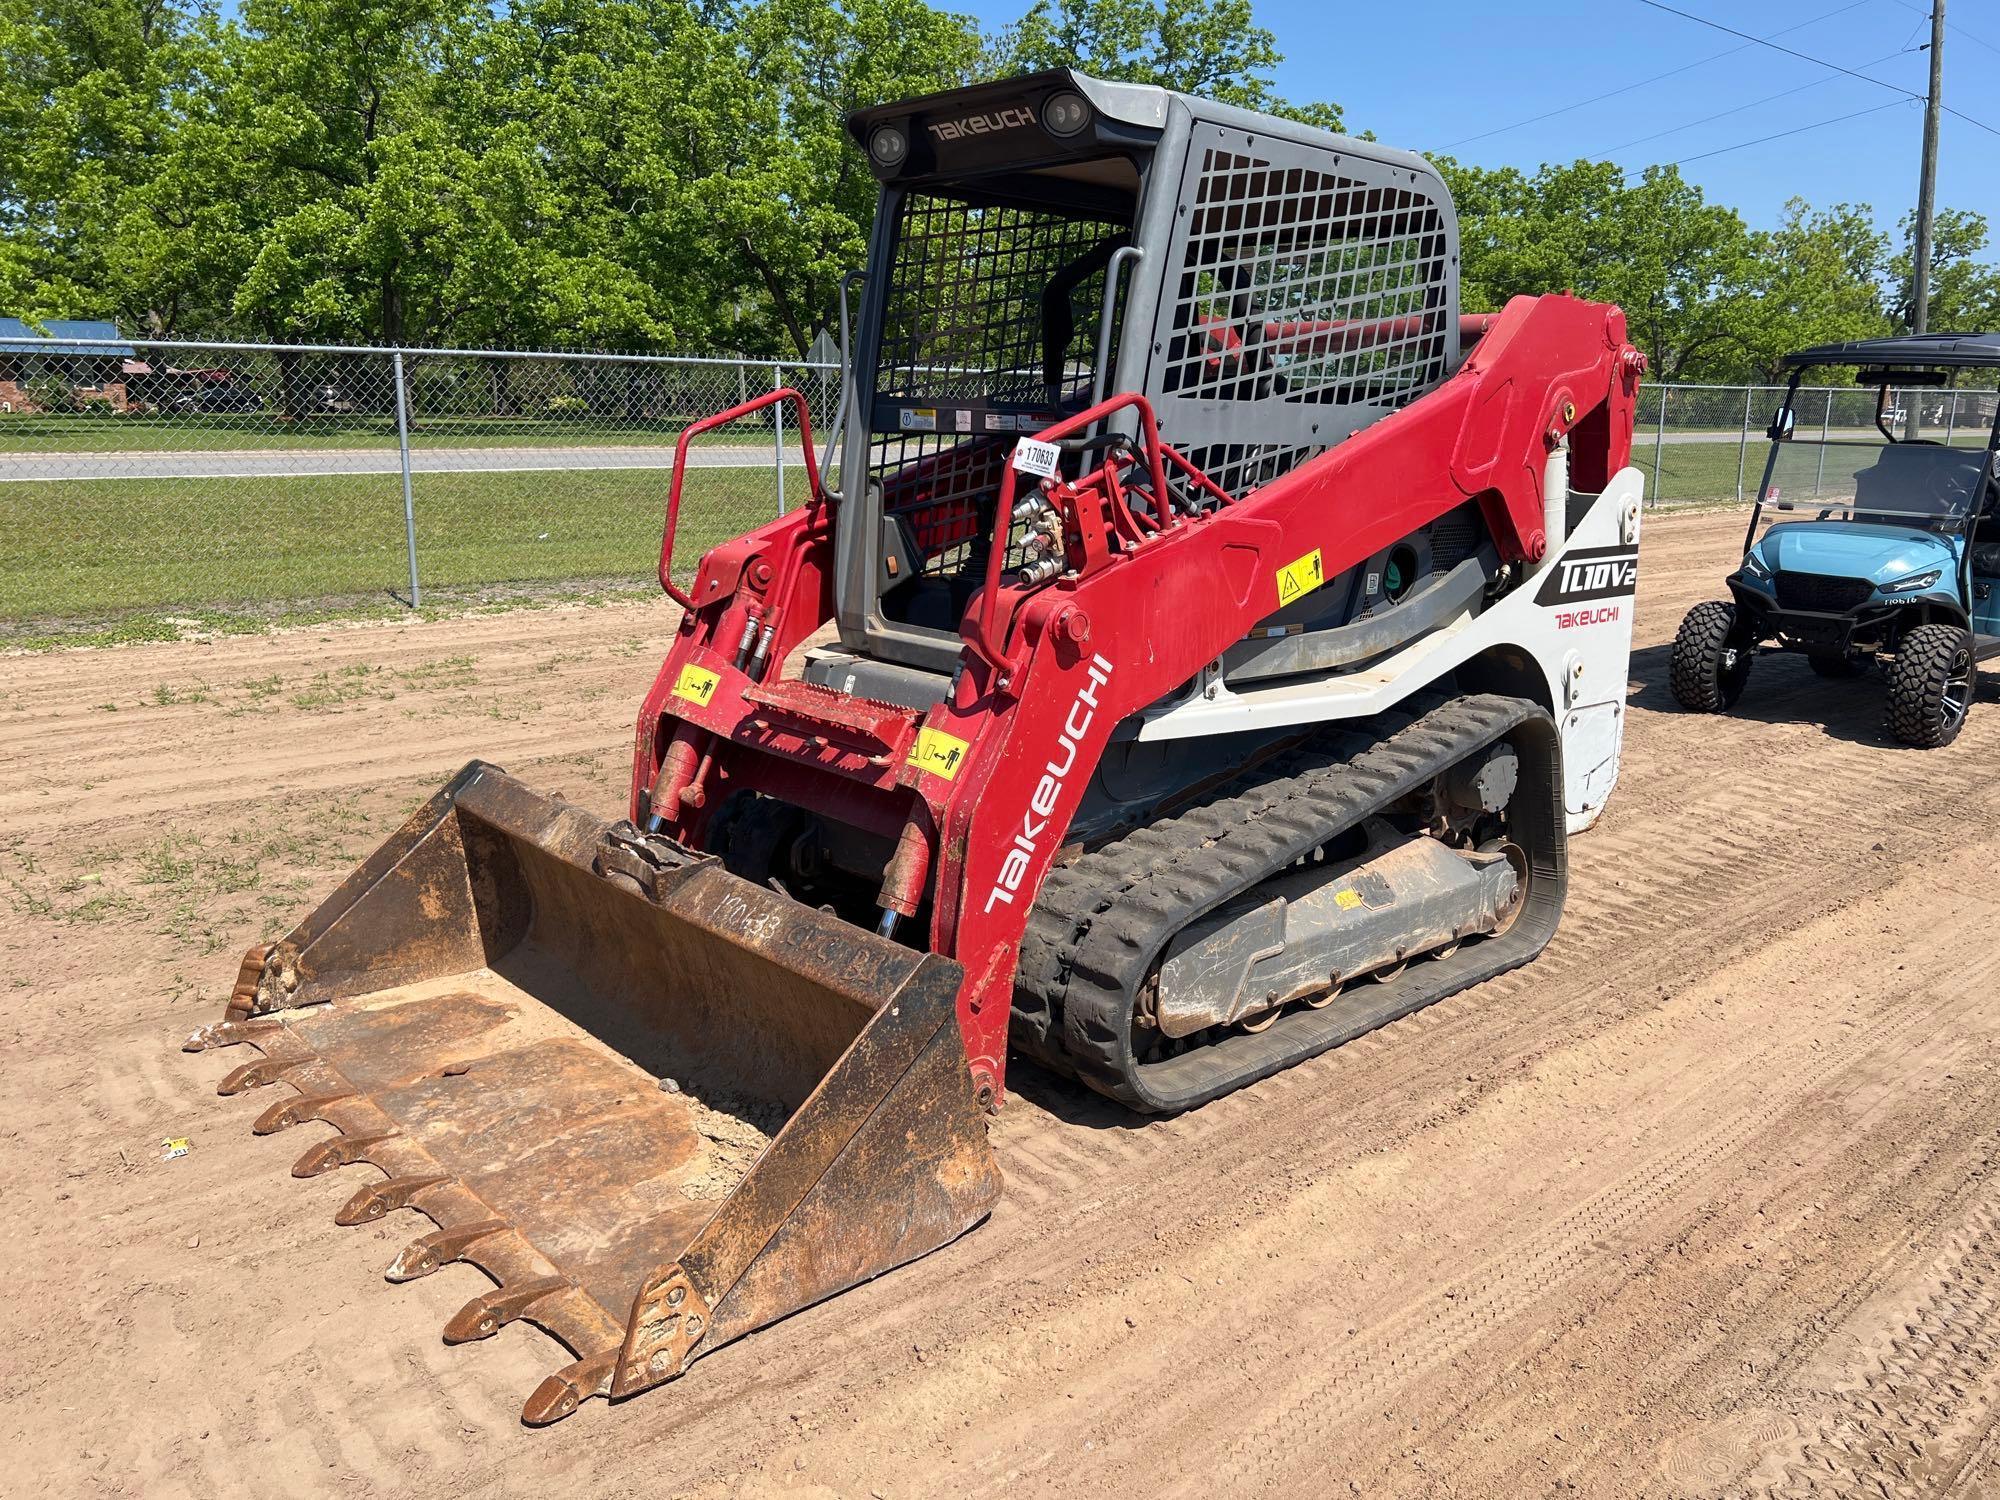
1672;334;2000;747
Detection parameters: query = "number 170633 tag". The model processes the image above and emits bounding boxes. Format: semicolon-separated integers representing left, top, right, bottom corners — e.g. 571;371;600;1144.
1011;437;1061;479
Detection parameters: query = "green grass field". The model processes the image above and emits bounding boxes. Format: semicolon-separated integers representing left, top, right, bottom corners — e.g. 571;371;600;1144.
0;410;815;454
0;465;800;625
3;433;1942;641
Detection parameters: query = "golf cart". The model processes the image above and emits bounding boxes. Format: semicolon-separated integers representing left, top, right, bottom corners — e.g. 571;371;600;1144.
1671;333;2000;747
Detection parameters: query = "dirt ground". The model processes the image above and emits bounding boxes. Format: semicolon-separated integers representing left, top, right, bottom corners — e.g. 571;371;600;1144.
4;505;1999;1499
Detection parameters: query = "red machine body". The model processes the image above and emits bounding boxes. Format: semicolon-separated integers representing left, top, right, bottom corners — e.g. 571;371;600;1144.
633;292;1643;1106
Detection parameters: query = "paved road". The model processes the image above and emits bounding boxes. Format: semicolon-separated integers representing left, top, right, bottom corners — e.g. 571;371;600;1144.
0;443;829;482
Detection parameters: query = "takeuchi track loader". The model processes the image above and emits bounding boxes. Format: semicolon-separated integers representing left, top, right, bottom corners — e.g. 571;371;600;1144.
187;71;1647;1423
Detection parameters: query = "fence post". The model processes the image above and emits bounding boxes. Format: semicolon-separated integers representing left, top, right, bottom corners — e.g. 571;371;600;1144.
392;349;421;608
1946;389;1960;446
1735;386;1753;502
1649;385;1667;507
1814;389;1830;498
772;361;786;515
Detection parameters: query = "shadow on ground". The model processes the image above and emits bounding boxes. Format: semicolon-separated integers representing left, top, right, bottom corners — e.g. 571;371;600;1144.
1620;639;1990;749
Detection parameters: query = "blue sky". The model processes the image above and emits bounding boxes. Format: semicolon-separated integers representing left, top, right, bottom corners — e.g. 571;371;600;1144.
966;0;1999;239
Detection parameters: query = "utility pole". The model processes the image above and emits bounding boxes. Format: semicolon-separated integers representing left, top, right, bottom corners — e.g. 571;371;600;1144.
1910;0;1944;437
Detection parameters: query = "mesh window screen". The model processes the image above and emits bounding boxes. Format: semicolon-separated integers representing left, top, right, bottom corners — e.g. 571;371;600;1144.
1151;135;1455;497
871;192;1129;582
875;194;1124;406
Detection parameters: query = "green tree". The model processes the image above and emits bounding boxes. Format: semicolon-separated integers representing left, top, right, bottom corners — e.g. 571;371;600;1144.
699;0;986;356
1889;207;2000;335
1739;200;1891;378
0;0;186;319
993;0;1340;129
1444;158;1766;383
462;0;984;358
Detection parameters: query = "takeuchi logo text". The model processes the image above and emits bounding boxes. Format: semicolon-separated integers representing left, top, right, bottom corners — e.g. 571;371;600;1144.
928;105;1038;142
983;653;1113;915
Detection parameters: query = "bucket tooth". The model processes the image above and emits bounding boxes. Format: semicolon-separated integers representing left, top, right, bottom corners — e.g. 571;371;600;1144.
385;1218;508;1282
217;1054;299;1095
522;1351;618;1427
253;1090;354;1135
292;1131;396;1179
443;1276;574;1344
335;1173;448;1227
183;1016;281;1054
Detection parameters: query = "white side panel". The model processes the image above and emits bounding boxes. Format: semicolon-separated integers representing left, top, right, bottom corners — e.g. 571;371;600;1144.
1135;467;1646;835
1560;701;1625;828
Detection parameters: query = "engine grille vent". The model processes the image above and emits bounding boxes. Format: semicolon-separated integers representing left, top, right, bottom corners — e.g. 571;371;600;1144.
1428;504;1480;572
1774;572;1873;613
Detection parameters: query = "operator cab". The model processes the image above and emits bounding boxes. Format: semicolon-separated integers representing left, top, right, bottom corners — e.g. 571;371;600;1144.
814;70;1462;695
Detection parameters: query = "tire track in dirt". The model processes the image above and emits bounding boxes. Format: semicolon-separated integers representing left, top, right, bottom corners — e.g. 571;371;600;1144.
1755;1201;2000;1497
1198;953;2000;1496
1485;1090;2000;1498
928;812;2000;1500
915;850;2000;1500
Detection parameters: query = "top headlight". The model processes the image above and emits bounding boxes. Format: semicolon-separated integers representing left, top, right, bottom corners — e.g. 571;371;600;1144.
1740;550;1772;581
1043;91;1091;137
1881;567;1943;594
868;125;909;169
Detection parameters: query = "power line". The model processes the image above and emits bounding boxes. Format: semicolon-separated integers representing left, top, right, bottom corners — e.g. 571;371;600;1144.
1636;1;2000;141
1889;0;2000;58
1439;0;1872;149
1947;21;2000;56
1633;0;1925;99
1587;47;1917;157
1941;103;2000;137
1620;98;1907;177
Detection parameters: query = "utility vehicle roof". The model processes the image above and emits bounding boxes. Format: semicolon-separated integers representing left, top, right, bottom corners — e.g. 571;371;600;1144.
1783;332;2000;369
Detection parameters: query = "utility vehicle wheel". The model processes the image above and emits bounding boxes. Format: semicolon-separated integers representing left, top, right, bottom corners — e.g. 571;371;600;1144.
1808;654;1867;679
1670;601;1753;712
1885;624;1976;748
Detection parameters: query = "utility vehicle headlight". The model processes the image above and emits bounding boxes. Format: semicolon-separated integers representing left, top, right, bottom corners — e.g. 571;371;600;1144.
1881;567;1942;594
1740;551;1772;581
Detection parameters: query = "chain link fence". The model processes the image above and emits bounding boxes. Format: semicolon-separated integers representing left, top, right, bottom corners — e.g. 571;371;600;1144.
1634;382;1999;515
4;332;1994;631
0;335;838;627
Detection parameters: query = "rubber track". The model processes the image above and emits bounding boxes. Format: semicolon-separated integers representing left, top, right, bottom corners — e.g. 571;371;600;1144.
1013;693;1564;1113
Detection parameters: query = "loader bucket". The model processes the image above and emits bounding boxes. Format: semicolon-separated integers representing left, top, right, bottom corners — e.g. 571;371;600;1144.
186;762;1000;1424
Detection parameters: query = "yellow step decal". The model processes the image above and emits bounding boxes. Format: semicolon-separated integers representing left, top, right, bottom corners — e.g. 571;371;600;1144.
907;726;971;780
671;663;720;707
1333;888;1364;911
1276;548;1325;607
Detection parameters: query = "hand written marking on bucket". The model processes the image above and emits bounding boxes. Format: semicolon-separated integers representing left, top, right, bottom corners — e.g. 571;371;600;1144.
714;890;785;943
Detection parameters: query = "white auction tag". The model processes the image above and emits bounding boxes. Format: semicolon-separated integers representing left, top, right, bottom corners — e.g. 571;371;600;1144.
1011;437;1061;478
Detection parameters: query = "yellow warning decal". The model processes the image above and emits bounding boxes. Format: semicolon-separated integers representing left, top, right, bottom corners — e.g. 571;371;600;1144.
671;663;720;707
907;726;971;780
1333;888;1364;911
1276;548;1325;607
